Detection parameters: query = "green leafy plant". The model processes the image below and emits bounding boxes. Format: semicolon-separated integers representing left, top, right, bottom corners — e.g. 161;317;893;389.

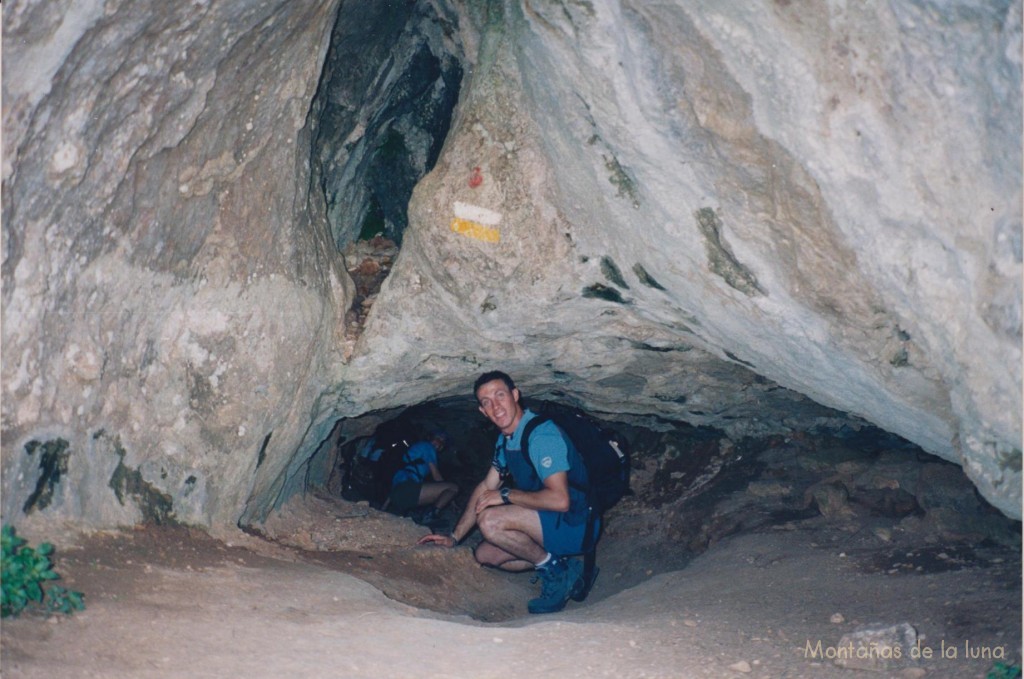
988;662;1023;679
1;524;84;617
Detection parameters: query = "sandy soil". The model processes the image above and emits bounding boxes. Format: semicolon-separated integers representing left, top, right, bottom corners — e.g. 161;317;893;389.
2;490;1020;679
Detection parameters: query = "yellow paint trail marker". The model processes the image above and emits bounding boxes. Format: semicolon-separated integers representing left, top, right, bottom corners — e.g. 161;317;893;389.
451;201;502;242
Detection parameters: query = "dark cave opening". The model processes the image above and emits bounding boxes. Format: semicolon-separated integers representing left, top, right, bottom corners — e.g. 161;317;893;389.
262;394;1021;623
308;398;1020;541
308;0;465;339
310;0;464;250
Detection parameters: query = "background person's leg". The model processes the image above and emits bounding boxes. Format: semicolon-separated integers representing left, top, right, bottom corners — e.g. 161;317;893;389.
417;481;457;509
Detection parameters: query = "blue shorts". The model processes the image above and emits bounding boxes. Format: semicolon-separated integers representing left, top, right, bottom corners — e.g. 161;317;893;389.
539;511;601;557
388;481;422;514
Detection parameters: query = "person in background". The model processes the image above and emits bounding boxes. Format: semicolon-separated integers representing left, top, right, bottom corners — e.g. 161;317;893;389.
386;430;458;526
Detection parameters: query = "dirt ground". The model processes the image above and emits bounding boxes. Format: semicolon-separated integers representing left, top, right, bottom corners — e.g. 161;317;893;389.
2;488;1020;679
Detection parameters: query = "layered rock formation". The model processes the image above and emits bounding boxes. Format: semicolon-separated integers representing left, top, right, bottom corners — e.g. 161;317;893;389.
3;0;1020;532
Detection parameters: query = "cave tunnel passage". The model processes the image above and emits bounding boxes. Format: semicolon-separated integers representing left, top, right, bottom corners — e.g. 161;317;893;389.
311;0;464;251
252;396;1022;624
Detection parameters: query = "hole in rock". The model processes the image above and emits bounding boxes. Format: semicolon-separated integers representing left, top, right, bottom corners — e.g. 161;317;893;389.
244;397;1022;627
310;0;463;338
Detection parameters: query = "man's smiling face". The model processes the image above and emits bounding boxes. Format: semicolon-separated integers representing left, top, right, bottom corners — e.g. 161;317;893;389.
476;379;522;435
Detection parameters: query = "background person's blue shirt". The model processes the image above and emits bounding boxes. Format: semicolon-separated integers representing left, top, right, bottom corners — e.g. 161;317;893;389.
391;441;437;486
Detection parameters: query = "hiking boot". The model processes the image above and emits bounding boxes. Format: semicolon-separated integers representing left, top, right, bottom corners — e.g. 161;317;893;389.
527;558;584;615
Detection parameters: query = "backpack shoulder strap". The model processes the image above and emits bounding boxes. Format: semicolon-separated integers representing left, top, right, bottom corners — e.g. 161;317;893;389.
518;414;551;473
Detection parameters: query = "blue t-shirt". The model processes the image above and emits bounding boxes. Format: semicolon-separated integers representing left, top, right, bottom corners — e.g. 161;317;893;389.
391;441;437;486
492;410;590;525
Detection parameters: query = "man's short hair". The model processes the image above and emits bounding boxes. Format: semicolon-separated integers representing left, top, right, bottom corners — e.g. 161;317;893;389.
473;370;516;401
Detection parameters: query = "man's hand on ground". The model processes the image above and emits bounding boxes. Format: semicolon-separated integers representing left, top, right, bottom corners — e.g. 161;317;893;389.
416;533;456;548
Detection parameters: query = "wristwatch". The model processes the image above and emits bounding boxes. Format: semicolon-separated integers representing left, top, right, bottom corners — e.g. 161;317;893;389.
500;487;512;505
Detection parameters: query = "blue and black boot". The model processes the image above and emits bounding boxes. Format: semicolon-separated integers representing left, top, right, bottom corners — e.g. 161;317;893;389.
527;557;584;614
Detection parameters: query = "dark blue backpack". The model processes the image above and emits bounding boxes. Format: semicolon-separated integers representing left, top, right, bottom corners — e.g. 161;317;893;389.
521;412;631;513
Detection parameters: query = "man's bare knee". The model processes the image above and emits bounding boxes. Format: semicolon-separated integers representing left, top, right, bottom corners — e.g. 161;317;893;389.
477;507;505;540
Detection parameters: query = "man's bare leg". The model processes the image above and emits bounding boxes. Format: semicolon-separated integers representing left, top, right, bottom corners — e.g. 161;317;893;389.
473;506;546;570
473;541;535;572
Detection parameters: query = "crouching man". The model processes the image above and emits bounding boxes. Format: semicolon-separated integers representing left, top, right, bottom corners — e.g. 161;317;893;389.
418;370;597;614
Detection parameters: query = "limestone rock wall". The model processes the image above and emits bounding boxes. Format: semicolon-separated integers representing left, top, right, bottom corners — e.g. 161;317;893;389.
3;0;1020;532
2;0;349;529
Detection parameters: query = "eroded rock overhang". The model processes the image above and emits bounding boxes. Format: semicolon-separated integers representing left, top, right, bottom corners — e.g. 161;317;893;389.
1;0;1020;532
333;1;1022;517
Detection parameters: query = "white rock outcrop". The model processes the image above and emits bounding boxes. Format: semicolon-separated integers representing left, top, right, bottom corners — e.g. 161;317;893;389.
2;0;1019;529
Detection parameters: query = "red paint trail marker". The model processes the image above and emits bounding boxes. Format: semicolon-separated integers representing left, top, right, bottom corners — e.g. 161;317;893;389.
468;167;483;188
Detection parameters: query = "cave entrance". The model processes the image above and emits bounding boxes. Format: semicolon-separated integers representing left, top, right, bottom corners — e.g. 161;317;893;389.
310;0;464;331
258;5;1023;626
249;397;1021;624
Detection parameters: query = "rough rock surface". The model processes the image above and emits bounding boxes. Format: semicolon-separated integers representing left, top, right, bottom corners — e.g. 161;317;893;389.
2;0;1020;532
2;0;351;528
341;1;1022;516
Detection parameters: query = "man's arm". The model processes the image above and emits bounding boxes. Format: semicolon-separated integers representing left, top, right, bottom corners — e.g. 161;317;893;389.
417;466;502;547
474;423;572;513
476;471;570;513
